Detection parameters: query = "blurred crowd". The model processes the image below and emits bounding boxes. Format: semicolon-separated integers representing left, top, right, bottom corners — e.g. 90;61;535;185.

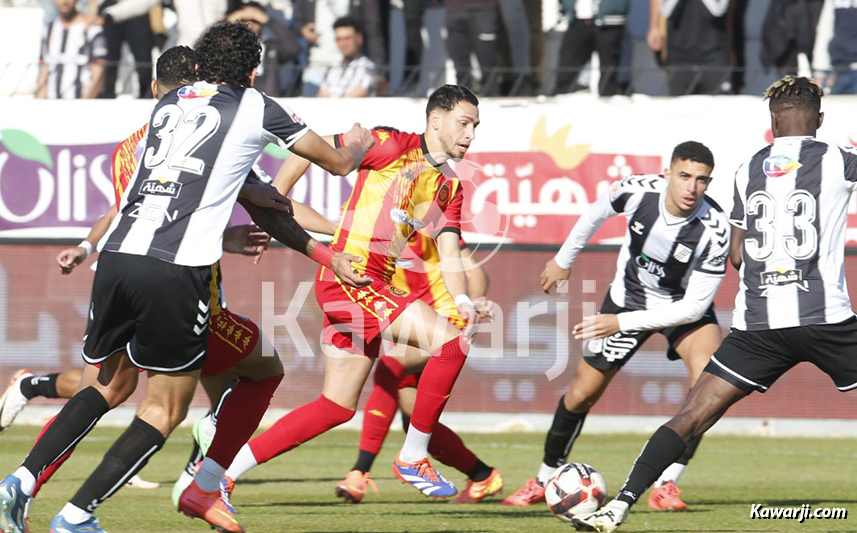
6;0;857;99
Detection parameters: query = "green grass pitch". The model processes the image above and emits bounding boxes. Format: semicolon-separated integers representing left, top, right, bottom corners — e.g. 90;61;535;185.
2;427;855;532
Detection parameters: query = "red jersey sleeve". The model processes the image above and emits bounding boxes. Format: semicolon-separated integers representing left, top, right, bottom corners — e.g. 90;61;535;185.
336;129;414;170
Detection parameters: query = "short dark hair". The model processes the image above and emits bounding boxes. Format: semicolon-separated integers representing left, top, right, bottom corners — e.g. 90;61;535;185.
425;85;479;118
671;141;715;170
372;125;401;132
156;46;196;88
763;75;824;114
195;22;261;87
333;15;361;33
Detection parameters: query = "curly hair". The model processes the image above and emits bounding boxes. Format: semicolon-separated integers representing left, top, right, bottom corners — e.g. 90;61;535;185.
155;46;196;87
763;75;824;114
671;141;715;170
195;22;261;87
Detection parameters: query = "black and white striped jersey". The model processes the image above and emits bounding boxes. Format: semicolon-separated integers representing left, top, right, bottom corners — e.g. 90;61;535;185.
41;18;107;99
608;174;730;311
100;81;308;267
730;136;857;331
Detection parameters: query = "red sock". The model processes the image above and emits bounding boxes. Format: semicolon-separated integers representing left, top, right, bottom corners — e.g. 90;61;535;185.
428;422;478;475
206;374;283;467
31;414;77;498
248;395;355;465
358;357;405;455
409;336;469;433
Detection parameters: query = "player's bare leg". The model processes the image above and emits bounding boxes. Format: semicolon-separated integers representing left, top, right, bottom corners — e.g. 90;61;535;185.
503;359;618;506
0;368;84;433
647;322;721;510
384;299;470;497
573;373;746;532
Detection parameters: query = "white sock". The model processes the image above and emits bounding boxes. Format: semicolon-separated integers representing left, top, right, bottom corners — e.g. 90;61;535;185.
656;462;686;487
195;458;225;493
13;467;35;497
59;503;91;525
399;426;432;463
225;444;258;482
537;463;557;486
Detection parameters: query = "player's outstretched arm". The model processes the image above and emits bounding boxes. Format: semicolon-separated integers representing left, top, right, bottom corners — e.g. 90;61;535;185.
542;190;617;293
289;125;374;176
572;270;725;340
56;206;117;274
238;197;372;287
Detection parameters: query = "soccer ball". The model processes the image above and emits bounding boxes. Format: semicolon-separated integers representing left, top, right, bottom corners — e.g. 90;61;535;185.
544;463;607;521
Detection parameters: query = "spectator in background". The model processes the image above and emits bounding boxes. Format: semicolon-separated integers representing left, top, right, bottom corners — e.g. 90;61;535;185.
97;0;226;48
226;1;301;96
294;0;350;96
400;0;438;93
318;15;377;97
554;0;628;96
37;0;107;99
812;0;857;94
497;0;538;95
761;0;823;78
96;0;154;98
349;0;389;93
445;0;500;96
647;0;735;95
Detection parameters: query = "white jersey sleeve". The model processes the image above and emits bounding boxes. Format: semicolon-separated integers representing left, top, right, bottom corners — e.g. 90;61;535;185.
617;270;723;332
554;191;617;270
260;94;309;150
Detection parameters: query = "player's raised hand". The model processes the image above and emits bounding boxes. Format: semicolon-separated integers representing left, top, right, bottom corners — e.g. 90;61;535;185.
223;224;271;257
332;253;374;288
573;314;620;341
240;181;294;214
56;246;89;275
343;123;375;151
540;258;570;293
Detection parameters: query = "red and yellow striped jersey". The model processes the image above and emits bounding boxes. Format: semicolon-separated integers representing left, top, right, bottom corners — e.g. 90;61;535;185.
110;123;148;209
391;233;465;328
323;129;463;284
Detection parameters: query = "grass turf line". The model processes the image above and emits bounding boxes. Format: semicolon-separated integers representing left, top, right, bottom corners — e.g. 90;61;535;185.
1;427;855;532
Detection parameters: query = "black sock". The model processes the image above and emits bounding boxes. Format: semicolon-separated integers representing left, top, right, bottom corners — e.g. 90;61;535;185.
22;386;110;481
211;380;237;427
353;449;377;473
543;396;587;467
616;426;687;507
70;417;165;514
676;435;702;465
466;459;492;482
19;373;60;400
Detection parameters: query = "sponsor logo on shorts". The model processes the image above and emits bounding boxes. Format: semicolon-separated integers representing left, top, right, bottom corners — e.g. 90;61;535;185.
759;267;810;295
140;178;182;199
586;335;639;362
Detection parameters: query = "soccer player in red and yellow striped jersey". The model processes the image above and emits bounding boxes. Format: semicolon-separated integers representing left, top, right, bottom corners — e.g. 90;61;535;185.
226;85;488;499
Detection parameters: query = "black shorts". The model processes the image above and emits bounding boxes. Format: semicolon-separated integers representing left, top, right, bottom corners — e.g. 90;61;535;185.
82;251;212;373
583;293;718;371
705;317;857;394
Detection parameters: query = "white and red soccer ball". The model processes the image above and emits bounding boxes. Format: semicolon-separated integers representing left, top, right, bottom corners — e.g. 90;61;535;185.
544;462;608;521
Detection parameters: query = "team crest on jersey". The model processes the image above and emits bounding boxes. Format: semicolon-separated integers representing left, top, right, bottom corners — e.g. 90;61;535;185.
140;178;182;199
762;155;802;178
673;244;693;263
437;182;452;206
177;86;218;99
388;285;409;297
758;267;809;296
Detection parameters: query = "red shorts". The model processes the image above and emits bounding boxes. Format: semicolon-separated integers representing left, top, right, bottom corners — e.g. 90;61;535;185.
398;373;420;389
201;307;260;376
315;279;418;358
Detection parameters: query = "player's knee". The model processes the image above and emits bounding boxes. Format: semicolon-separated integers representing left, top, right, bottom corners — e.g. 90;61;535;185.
564;388;598;412
96;378;137;409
